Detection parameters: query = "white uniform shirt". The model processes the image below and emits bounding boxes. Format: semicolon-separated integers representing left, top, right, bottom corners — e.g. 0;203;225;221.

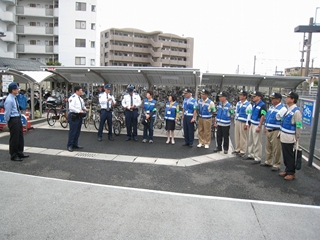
68;93;85;113
121;92;142;109
99;92;115;109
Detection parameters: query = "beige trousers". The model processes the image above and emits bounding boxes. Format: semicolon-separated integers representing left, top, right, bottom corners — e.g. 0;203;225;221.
247;124;263;161
234;120;248;154
265;130;282;168
198;117;212;145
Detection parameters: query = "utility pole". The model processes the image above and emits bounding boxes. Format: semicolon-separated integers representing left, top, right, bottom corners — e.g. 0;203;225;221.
305;17;313;78
300;33;306;77
253;55;256;75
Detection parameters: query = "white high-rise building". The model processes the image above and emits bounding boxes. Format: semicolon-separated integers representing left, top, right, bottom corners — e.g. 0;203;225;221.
0;0;97;66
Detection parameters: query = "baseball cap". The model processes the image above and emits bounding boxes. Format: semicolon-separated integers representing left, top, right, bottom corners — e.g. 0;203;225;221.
201;89;210;95
239;90;248;97
105;84;111;89
127;85;134;92
270;92;282;99
183;88;192;94
218;91;228;97
285;91;299;100
251;91;263;97
8;82;19;92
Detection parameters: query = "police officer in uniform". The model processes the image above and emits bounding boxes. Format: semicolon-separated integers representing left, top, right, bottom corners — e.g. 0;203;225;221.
97;84;116;142
182;88;198;147
4;82;29;161
67;86;87;152
121;85;142;141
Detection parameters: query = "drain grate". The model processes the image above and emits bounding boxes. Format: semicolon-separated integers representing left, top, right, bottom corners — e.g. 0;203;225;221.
75;152;98;158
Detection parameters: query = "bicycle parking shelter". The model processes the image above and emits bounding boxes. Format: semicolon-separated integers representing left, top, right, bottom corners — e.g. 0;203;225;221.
0;58;309;120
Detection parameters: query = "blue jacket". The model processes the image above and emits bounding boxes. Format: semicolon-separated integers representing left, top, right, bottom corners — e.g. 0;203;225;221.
216;101;232;125
281;107;299;134
142;98;157;119
199;98;213;119
164;101;178;121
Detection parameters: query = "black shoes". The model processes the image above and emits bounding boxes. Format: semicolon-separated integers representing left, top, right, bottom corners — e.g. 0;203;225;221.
74;145;83;149
98;138;102;142
19;154;29;158
126;138;131;141
260;163;272;167
182;143;189;146
213;148;222;153
108;137;114;141
67;147;73;152
11;156;23;161
251;160;261;164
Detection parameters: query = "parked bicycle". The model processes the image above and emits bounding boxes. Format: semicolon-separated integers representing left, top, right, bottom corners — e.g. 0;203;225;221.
46;98;68;128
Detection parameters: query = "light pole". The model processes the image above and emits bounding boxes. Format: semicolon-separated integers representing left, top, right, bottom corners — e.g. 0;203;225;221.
295;18;320;167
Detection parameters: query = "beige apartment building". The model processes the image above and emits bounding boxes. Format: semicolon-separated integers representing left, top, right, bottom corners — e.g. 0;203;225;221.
100;28;194;68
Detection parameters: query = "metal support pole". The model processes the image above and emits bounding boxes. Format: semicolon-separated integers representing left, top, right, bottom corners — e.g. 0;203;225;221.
308;79;320;166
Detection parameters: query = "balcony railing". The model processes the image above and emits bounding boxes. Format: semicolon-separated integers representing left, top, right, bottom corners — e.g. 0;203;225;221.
17;44;54;53
16;6;53;17
16;25;54;35
0;32;16;42
0;8;15;23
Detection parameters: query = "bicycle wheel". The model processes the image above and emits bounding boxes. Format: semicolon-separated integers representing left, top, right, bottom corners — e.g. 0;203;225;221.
47;109;57;126
113;120;121;136
94;114;100;130
83;116;88;128
60;114;68;128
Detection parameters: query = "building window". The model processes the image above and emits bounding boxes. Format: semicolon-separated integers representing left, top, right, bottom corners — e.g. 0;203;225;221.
91;23;96;30
105;32;109;38
29;3;36;7
105;42;109;48
29;40;36;45
75;20;86;29
75;57;86;65
76;2;86;11
90;59;95;66
91;41;95;48
91;5;96;12
105;52;108;58
75;39;86;47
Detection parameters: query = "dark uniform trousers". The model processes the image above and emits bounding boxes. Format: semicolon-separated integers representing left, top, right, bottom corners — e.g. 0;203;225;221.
8;117;24;158
183;115;195;145
125;109;139;138
67;112;83;148
98;109;113;138
281;142;295;175
216;125;230;151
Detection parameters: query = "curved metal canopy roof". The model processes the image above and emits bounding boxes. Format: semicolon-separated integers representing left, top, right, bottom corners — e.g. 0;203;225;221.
201;73;309;89
41;66;201;87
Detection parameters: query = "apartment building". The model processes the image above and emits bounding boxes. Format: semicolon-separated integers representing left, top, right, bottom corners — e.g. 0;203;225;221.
100;28;194;68
0;0;97;66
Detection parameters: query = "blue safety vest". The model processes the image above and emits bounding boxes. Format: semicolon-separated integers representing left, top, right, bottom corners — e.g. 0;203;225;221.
236;100;250;122
142;98;156;119
265;104;284;130
251;100;265;125
281;107;299;134
199;98;213;119
164;101;178;121
183;97;197;116
216;102;232;125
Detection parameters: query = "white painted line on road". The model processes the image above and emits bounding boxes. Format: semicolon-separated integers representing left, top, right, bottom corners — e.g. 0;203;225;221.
302;155;320;170
1;170;320;210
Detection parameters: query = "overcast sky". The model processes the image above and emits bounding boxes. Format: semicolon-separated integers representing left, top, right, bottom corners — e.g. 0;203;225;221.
97;0;320;75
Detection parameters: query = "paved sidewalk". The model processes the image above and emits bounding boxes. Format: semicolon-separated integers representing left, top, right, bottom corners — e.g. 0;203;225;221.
1;171;320;240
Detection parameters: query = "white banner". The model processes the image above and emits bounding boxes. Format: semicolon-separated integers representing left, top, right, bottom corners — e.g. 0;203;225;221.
2;75;14;92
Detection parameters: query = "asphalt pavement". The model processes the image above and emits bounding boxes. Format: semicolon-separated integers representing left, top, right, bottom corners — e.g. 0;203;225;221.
0;119;320;239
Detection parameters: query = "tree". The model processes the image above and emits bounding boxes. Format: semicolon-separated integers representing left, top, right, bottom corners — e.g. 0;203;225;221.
46;61;61;66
